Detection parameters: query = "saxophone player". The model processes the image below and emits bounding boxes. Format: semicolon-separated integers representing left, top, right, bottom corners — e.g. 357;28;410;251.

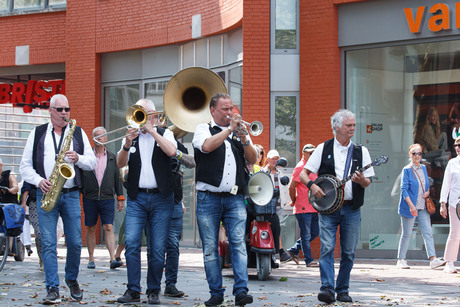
20;94;96;304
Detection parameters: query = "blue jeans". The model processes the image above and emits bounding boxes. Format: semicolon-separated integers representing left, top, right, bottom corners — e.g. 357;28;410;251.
164;202;183;286
292;213;319;265
125;192;173;293
319;204;361;295
196;192;249;297
397;209;436;259
36;189;82;290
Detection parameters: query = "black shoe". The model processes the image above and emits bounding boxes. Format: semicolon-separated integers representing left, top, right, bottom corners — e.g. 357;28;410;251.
117;289;140;303
110;259;123;269
280;252;292;263
318;289;336;304
65;279;83;301
337;292;353;302
235;291;253;305
26;246;33;256
147;291;160;304
204;295;224;306
164;284;185;297
43;287;61;304
115;257;124;266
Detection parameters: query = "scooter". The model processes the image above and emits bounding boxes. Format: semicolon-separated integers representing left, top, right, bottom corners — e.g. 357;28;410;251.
219;158;289;281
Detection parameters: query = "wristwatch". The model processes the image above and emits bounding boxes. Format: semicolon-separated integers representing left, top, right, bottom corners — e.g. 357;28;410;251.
242;140;250;146
176;149;183;159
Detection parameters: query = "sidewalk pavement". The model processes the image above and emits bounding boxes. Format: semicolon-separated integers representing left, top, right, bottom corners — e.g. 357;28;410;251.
0;245;459;306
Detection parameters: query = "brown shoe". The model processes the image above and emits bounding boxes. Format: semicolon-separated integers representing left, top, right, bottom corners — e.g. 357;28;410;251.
287;251;299;265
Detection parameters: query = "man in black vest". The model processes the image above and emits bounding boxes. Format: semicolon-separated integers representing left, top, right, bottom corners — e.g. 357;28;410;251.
192;93;257;307
116;99;177;305
300;109;374;304
19;94;96;304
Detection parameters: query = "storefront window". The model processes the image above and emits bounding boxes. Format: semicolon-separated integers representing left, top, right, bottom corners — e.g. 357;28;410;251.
228;66;242;114
345;40;460;254
103;84;139;155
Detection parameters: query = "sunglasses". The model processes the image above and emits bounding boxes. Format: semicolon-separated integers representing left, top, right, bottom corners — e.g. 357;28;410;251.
52;107;71;112
454;144;460;148
411;152;422;156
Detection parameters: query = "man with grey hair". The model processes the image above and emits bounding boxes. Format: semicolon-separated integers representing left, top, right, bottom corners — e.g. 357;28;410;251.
20;94;96;304
81;126;124;270
300;109;374;304
116;99;177;305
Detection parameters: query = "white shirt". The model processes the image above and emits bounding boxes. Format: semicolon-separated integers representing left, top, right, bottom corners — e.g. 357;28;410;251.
440;156;460;207
20;122;97;188
120;128;176;189
305;138;374;200
192;120;252;192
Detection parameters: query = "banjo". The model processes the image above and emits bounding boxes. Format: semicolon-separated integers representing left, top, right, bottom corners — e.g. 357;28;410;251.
308;155;388;214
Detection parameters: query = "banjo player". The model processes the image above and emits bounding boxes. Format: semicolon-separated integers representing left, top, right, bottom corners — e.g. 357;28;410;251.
299;109;374;304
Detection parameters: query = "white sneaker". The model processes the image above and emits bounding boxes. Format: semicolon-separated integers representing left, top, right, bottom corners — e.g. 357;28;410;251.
443;262;457;273
396;259;410;269
430;257;447;269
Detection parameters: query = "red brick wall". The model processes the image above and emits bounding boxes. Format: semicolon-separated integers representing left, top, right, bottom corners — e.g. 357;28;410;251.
242;1;271;153
0;11;66;67
299;0;343;258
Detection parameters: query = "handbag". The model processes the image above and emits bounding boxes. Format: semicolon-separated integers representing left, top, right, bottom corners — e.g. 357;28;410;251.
411;166;436;214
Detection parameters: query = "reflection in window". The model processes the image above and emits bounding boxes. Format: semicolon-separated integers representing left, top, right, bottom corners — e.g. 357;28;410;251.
346;40;460;253
103;84;139;154
275;0;297;49
14;0;43;9
228;66;242;114
274;95;296;167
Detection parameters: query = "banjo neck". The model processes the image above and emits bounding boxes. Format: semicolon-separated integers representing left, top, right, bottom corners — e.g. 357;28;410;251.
339;162;373;186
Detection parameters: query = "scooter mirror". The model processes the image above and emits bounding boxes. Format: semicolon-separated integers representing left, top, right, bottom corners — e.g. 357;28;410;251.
280;175;290;186
276;157;288;168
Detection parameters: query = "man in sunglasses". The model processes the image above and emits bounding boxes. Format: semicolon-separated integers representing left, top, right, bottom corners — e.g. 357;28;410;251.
20;94;96;304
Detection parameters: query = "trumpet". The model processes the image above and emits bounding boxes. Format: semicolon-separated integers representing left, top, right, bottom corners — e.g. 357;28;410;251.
94;104;166;145
226;116;263;136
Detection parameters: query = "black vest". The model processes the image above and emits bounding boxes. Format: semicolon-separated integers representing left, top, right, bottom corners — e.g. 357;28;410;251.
32;123;84;187
194;124;249;191
318;138;365;210
126;127;173;200
0;170;18;204
172;142;188;204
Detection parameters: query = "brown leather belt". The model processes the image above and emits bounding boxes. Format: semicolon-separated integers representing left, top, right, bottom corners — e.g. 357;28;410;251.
343;200;353;205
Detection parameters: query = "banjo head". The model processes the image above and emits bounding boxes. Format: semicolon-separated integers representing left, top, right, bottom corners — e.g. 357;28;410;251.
308;174;344;214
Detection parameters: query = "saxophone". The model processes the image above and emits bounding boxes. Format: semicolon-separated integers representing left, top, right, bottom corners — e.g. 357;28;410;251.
40;119;77;212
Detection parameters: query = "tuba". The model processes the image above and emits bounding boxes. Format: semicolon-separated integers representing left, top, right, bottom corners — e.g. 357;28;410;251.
164;67;228;137
40;119;76;212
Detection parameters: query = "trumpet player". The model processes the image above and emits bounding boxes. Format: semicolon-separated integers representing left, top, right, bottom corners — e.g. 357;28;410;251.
19;94;96;304
192;93;257;306
116;99;177;305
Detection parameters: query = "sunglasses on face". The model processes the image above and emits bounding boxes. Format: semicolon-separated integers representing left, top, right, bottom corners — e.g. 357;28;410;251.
454;144;460;148
411;152;422;156
52;107;71;112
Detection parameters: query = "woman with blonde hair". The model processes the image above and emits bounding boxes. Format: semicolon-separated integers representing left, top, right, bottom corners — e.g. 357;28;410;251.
440;136;460;273
254;144;266;168
396;143;445;269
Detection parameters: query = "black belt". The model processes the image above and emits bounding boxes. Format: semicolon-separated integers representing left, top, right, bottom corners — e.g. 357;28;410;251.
138;188;160;194
200;190;241;197
343;200;353;205
62;187;79;193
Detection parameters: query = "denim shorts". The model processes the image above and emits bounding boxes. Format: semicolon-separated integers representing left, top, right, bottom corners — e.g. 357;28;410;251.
83;198;115;226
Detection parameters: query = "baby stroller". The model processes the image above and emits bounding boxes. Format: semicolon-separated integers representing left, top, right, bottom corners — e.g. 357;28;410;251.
0;202;26;271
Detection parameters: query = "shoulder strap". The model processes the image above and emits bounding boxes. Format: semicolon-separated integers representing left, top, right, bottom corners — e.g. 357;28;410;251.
410;166;425;191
